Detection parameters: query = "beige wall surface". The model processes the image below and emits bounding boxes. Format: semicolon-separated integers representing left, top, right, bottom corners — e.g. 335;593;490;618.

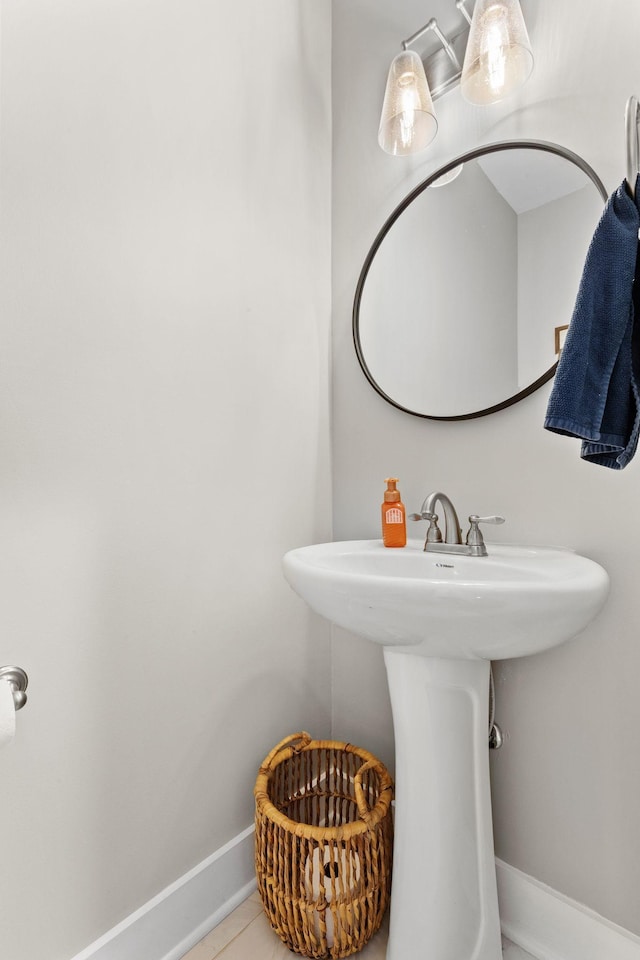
0;2;332;958
332;0;640;936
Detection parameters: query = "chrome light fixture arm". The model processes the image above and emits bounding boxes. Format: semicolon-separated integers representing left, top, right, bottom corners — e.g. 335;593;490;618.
402;18;461;73
456;1;473;25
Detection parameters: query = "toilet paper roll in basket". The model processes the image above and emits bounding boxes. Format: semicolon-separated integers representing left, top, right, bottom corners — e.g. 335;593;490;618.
0;678;16;751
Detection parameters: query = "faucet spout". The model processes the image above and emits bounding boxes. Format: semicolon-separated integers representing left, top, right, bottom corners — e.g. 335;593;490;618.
411;491;504;557
419;491;462;544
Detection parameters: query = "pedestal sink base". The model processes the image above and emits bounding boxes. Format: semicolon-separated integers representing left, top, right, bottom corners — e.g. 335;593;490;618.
282;538;609;957
384;651;502;960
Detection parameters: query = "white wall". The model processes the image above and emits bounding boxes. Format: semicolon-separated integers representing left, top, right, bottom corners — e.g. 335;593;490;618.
332;0;640;935
0;2;332;959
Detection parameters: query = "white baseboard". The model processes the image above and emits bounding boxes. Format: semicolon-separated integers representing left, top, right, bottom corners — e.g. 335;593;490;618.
68;836;640;960
69;825;256;960
496;858;640;960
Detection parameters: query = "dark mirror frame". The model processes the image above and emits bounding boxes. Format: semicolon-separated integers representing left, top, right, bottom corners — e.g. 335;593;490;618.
352;140;607;421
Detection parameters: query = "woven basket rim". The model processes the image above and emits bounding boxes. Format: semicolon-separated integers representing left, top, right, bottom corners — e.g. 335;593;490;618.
254;734;393;841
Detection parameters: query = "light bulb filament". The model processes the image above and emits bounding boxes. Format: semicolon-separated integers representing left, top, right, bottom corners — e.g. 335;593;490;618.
480;5;510;94
399;79;417;148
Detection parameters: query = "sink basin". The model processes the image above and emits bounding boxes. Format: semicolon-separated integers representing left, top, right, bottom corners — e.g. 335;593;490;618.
283;536;609;960
283;538;609;660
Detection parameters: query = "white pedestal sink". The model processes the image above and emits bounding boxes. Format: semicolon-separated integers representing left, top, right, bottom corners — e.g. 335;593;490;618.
283;538;609;960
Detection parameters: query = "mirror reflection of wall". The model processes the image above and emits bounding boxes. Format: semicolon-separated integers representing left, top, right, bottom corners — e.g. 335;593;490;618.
354;142;606;420
361;160;518;414
516;184;601;387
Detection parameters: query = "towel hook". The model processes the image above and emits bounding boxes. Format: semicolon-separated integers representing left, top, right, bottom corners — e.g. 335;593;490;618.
0;665;28;711
625;95;639;199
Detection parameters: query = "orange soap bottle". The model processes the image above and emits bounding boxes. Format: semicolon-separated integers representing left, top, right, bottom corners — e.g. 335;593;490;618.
381;478;407;548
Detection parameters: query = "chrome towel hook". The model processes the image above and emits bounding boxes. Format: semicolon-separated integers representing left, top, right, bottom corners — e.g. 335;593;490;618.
625;95;639;199
0;666;28;710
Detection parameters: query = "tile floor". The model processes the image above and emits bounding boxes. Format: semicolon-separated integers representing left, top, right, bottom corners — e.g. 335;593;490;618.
180;892;538;960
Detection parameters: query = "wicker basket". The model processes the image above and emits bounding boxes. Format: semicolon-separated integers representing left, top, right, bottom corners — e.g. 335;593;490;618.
254;732;393;959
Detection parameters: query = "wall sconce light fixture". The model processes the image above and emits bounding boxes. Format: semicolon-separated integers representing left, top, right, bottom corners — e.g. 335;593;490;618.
378;0;534;156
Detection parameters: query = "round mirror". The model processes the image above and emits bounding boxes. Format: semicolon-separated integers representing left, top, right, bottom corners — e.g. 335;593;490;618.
353;141;607;420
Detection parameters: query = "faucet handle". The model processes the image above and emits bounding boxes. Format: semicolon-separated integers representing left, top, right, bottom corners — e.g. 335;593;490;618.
424;513;443;543
409;510;443;547
466;515;505;547
409;510;437;521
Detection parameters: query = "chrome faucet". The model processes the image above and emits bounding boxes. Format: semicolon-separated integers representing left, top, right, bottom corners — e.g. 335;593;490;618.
416;491;462;545
410;491;505;557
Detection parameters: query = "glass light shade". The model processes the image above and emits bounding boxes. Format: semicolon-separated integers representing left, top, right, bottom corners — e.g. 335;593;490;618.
460;0;534;105
378;50;438;156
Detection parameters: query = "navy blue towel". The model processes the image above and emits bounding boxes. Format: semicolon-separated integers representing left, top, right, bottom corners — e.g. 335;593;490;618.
544;177;640;469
